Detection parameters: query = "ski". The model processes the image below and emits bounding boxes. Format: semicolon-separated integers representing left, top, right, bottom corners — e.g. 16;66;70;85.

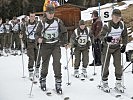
98;85;133;99
97;85;124;99
52;89;70;100
72;74;94;82
39;86;52;96
113;88;133;99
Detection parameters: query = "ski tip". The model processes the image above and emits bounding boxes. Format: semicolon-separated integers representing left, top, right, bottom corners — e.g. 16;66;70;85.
46;92;52;96
131;97;133;99
115;95;121;98
81;78;85;81
64;97;70;100
22;76;26;78
89;78;94;81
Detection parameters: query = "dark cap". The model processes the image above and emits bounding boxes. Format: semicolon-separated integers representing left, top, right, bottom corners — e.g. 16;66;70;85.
79;20;85;25
112;9;121;17
13;16;17;20
92;10;98;17
46;4;55;14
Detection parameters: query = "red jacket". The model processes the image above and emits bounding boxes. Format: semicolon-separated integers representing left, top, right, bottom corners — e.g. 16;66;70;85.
91;17;103;39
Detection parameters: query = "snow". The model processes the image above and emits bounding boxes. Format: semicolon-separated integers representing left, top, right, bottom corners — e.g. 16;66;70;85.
1;1;133;100
81;0;133;22
0;46;133;100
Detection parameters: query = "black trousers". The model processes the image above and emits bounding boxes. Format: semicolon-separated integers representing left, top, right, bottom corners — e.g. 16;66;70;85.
92;38;101;64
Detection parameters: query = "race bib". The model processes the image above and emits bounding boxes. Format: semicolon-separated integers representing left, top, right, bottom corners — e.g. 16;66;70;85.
77;36;88;45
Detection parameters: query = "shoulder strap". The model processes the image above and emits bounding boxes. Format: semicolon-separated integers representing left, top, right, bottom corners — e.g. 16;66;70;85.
120;21;124;30
27;22;38;37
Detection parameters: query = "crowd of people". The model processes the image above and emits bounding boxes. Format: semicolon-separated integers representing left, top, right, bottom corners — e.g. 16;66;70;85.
0;4;128;94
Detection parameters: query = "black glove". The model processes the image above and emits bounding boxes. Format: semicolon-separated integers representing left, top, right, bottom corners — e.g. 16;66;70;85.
120;45;126;53
105;36;113;42
92;43;95;47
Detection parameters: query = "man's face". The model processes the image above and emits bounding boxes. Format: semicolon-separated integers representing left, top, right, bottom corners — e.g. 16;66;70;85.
0;19;2;24
29;14;35;22
91;14;97;19
14;19;18;23
112;15;121;23
46;12;54;20
80;25;85;30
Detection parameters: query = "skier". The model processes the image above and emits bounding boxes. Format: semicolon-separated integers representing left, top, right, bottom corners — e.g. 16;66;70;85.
89;10;103;66
4;19;12;54
70;20;93;78
21;13;41;80
11;17;21;55
0;17;6;56
35;4;68;94
100;9;128;93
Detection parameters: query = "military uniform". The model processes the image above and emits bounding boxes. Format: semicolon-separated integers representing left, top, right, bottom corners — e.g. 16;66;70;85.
101;20;128;81
100;9;128;93
4;20;12;50
70;20;92;78
35;17;67;78
35;4;68;93
11;21;21;50
0;23;5;51
21;20;41;76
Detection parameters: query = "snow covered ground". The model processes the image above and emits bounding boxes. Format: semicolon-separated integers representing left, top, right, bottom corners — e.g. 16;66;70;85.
1;1;133;100
0;45;133;100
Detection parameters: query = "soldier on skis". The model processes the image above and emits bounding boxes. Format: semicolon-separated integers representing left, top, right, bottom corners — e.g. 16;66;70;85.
0;17;6;56
4;19;12;54
21;13;41;81
100;9;128;93
70;20;93;78
35;4;68;94
11;17;21;52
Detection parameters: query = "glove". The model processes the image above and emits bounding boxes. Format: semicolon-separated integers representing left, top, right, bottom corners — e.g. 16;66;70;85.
120;45;126;53
105;36;113;42
92;43;95;47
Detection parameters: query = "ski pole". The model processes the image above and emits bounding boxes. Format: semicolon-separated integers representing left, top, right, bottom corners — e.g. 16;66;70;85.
132;61;133;74
20;38;25;78
29;43;41;97
100;44;110;86
64;56;72;69
71;48;74;67
65;47;71;85
112;0;115;9
121;52;125;89
98;0;101;17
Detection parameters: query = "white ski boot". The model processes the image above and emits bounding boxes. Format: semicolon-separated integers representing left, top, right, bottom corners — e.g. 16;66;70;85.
3;49;8;57
81;67;87;78
74;69;79;78
35;68;39;78
115;80;124;93
102;80;110;93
